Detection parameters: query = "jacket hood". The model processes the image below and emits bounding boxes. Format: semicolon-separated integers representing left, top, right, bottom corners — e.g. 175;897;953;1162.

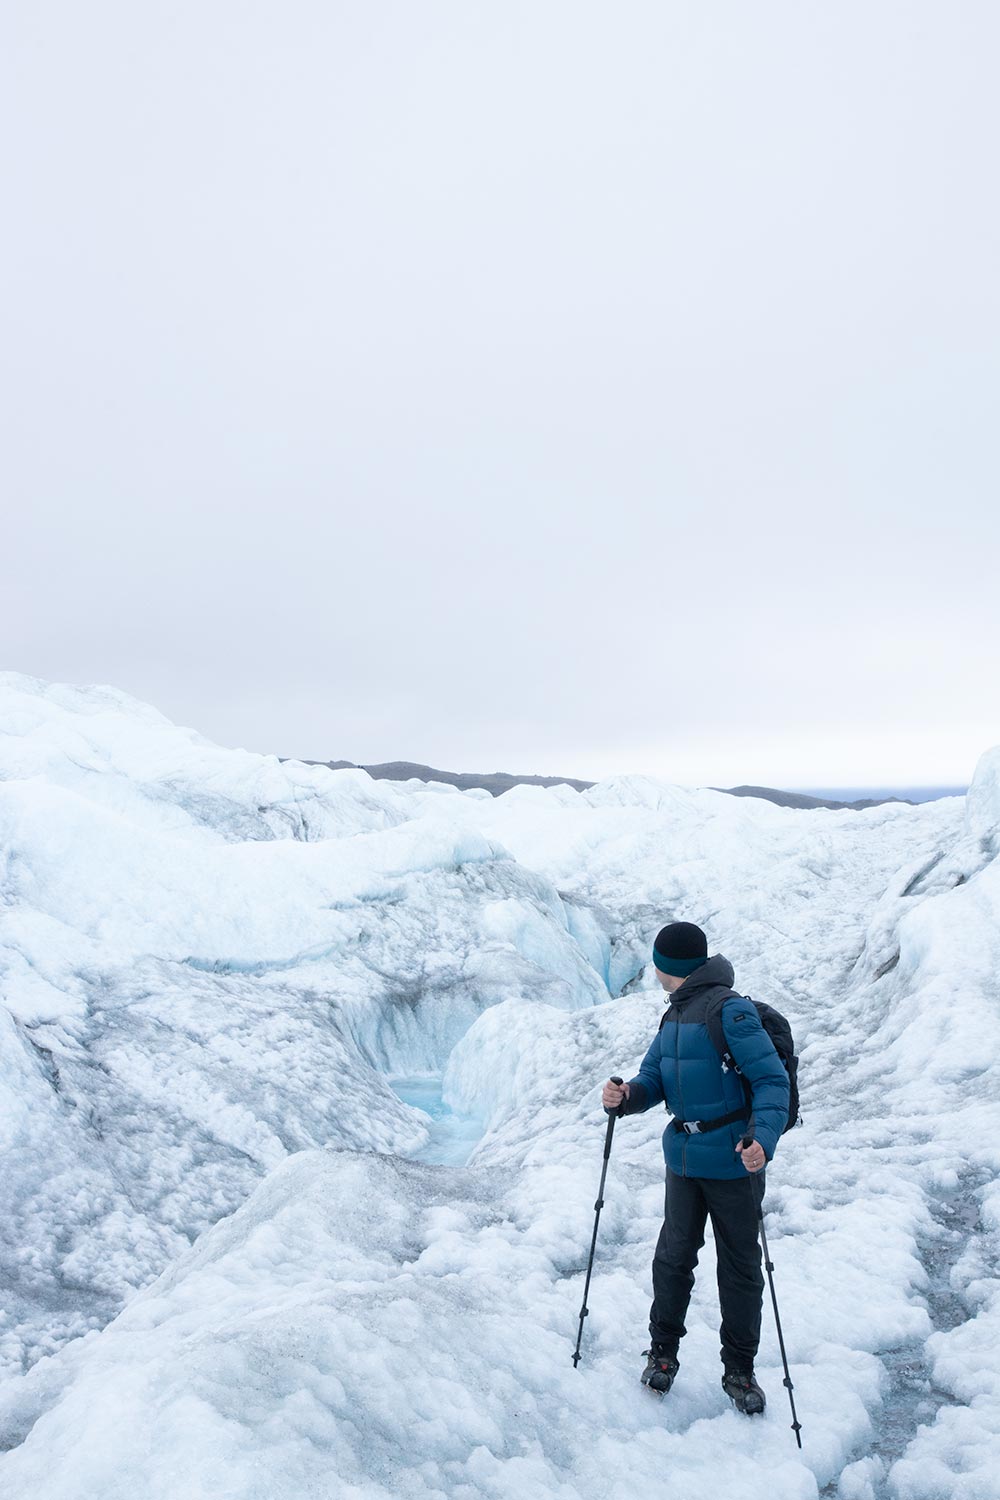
670;952;734;998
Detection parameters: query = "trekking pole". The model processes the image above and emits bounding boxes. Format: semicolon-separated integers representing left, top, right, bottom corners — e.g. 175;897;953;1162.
741;1132;802;1447
572;1077;625;1367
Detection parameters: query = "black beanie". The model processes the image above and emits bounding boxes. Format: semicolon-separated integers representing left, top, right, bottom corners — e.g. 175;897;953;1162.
652;921;708;978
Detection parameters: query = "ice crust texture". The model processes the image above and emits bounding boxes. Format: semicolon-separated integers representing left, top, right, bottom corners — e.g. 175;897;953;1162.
1;670;999;1499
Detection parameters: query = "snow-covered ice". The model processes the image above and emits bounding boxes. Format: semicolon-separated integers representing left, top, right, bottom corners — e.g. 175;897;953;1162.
1;671;998;1498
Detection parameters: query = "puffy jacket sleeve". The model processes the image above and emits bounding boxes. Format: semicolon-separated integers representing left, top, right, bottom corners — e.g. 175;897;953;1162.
720;998;789;1160
616;1028;665;1115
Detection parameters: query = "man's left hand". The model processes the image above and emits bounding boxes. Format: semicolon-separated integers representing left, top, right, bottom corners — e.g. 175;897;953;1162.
736;1139;766;1173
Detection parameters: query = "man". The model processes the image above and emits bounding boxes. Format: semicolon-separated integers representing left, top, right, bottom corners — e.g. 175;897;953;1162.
602;921;789;1415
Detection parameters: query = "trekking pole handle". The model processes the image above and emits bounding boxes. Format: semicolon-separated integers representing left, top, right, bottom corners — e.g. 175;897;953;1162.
740;1133;766;1182
610;1076;626;1119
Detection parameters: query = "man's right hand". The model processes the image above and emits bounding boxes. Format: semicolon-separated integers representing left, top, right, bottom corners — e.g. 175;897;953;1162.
602;1078;630;1111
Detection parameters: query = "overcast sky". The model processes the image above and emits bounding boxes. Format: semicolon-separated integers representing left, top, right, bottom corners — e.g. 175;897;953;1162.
3;2;998;788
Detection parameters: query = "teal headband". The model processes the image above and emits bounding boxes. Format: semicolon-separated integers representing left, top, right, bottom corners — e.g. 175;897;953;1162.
652;949;707;978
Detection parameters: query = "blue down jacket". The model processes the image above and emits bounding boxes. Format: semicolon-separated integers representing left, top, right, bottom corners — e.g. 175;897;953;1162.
623;954;790;1180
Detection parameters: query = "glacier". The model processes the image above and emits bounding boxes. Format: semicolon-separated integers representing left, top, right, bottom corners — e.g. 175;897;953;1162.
0;670;998;1498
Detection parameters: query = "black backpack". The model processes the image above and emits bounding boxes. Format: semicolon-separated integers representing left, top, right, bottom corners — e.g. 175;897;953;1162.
706;993;802;1133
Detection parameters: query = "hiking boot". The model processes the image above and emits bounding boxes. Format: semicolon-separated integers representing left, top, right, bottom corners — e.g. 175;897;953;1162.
641;1347;680;1394
722;1366;766;1415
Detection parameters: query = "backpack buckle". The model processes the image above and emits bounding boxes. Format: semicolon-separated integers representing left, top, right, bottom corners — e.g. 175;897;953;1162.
682;1120;702;1134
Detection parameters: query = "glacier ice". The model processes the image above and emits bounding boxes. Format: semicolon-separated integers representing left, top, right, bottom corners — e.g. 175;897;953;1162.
1;670;999;1499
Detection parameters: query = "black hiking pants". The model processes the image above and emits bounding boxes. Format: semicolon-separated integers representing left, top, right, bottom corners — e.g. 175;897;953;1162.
649;1166;764;1371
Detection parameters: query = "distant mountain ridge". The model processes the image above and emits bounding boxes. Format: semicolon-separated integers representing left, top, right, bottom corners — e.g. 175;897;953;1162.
713;784;911;811
293;758;594;797
286;756;957;810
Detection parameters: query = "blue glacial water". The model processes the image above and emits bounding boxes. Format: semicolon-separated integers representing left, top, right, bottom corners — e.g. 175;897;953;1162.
390;1076;484;1166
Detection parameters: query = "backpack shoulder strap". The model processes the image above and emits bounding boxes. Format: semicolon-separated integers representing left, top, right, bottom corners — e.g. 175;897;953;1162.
704;989;749;1065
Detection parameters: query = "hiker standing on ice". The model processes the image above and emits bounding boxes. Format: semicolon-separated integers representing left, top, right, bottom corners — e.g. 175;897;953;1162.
602;921;790;1416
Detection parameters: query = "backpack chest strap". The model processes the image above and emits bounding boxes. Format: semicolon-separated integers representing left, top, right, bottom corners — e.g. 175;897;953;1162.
670;1106;749;1135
